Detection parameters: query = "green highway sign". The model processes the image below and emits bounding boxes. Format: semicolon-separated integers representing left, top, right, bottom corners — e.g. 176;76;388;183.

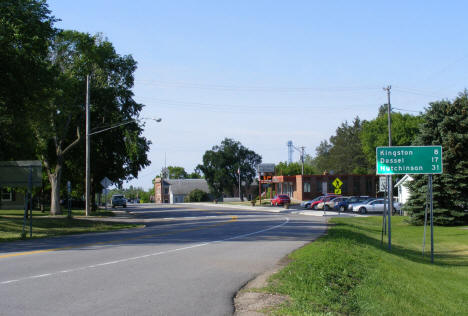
376;146;443;175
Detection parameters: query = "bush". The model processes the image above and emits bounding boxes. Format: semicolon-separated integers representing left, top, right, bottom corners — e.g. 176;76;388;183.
184;189;209;202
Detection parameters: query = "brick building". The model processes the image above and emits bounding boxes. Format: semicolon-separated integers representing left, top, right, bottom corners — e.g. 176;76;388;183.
269;174;378;201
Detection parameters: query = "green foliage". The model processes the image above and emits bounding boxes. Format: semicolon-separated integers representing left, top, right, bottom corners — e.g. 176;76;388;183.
0;0;56;160
404;93;468;225
197;138;262;197
311;118;371;174
360;109;422;170
184;189;209;202
160;166;201;179
275;161;316;175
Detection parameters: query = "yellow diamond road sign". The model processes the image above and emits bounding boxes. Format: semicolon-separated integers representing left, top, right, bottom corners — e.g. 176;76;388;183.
332;178;343;188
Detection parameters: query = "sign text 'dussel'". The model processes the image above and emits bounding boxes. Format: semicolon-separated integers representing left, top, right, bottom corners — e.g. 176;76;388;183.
376;146;443;175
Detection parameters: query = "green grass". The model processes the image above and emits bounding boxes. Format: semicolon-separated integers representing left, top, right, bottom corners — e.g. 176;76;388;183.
0;210;140;242
264;216;468;315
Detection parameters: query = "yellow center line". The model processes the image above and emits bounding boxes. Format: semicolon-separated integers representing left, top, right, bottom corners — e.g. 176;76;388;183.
0;216;238;260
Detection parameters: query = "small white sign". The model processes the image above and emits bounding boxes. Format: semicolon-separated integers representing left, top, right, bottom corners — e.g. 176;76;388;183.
100;177;112;188
379;176;387;192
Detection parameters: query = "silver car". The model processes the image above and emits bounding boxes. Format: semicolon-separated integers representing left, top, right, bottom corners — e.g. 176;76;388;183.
352;199;401;214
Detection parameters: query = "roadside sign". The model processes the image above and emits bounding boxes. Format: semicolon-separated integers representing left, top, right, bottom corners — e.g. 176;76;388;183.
376;146;443;175
0;160;42;187
379;176;387;192
258;163;275;173
100;177;112;188
332;177;343;195
332;178;343;189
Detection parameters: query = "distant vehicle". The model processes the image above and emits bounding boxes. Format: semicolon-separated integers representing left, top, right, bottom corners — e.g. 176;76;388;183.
351;199;401;214
111;194;127;208
301;196;321;208
336;196;370;212
270;195;291;206
309;194;339;210
319;196;349;211
348;198;375;212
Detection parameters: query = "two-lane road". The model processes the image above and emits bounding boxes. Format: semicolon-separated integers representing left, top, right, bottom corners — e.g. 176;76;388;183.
0;204;327;316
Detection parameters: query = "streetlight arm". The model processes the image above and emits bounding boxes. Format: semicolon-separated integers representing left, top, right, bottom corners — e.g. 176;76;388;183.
89;120;137;136
88;117;161;136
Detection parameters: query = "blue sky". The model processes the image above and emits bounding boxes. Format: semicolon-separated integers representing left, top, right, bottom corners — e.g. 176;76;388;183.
48;0;468;189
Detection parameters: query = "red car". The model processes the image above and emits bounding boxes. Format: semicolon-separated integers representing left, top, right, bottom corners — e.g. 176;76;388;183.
309;194;339;209
270;194;291;206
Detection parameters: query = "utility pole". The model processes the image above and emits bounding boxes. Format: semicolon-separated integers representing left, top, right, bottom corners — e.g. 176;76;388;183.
300;146;305;175
383;85;393;250
292;144;306;175
85;75;91;216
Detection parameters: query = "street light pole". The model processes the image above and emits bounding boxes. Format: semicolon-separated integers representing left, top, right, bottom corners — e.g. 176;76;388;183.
85;75;91;216
384;85;393;250
85;110;161;216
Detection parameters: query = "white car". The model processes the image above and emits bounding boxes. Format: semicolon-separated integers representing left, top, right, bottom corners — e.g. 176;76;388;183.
352;199;401;214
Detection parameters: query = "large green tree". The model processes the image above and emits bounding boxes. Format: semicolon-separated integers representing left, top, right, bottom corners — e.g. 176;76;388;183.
197;138;262;198
0;0;56;160
404;92;468;225
312;118;370;174
360;108;422;170
35;30;150;214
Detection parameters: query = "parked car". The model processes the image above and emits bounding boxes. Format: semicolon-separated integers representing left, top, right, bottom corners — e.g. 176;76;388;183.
309;194;339;209
301;196;320;208
318;196;349;211
270;195;291;206
351;199;401;214
111;194;127;208
336;196;370;212
315;195;342;210
348;198;375;212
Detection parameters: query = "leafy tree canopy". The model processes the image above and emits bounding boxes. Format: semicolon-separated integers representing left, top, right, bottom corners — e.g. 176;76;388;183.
311;118;370;174
360;109;422;170
197;138;261;197
275;161;316;176
0;0;56;160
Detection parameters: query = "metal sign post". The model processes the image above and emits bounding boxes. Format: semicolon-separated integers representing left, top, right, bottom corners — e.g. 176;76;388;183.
387;175;391;250
67;181;72;218
100;177;112;210
375;146;442;257
429;174;434;263
0;161;42;238
28;167;32;237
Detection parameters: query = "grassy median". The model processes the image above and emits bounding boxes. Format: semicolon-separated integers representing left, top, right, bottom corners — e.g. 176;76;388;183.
264;216;468;315
0;210;140;242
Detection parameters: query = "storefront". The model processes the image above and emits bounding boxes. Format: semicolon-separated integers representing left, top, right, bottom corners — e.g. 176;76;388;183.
272;174;377;201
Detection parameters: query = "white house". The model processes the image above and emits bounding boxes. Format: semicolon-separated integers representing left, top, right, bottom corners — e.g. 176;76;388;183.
154;178;210;204
395;174;413;205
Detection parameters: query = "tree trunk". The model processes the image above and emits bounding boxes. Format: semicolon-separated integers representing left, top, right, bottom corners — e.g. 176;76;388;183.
49;169;62;215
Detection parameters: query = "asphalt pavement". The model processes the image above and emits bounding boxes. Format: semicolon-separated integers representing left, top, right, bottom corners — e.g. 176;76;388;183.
0;203;327;316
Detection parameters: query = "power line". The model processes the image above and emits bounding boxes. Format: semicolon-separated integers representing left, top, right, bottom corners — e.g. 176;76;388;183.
136;79;381;93
392;107;421;113
139;96;377;112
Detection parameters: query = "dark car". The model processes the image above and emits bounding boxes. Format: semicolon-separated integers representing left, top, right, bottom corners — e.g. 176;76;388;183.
336;196;370;212
270;195;291;206
111;194;127;208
